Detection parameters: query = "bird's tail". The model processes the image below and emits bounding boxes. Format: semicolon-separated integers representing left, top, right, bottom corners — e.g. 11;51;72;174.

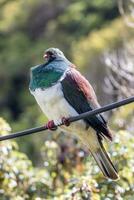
91;142;119;180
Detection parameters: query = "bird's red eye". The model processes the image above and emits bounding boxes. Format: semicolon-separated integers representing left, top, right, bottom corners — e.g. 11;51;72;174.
47;52;53;56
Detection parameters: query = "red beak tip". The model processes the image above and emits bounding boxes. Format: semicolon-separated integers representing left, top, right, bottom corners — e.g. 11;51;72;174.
43;54;48;58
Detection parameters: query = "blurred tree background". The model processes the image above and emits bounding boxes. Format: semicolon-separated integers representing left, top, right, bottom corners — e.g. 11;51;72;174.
0;0;134;199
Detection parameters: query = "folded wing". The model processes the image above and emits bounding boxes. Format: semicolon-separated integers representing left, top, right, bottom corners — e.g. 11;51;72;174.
61;68;112;141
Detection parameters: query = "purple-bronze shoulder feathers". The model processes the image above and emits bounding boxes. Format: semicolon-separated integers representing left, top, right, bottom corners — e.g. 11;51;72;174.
68;68;101;108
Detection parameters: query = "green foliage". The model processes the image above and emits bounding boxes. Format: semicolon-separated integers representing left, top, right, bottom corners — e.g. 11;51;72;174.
57;0;118;38
0;0;134;199
72;18;124;70
0;118;48;199
0;102;134;199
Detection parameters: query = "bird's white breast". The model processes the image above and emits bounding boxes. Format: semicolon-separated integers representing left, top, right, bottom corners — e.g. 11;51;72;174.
31;82;87;132
31;82;78;120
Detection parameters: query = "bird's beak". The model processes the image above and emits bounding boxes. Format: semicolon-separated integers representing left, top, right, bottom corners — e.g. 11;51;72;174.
43;53;48;59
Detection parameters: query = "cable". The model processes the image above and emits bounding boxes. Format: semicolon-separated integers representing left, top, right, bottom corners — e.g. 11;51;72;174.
0;96;134;141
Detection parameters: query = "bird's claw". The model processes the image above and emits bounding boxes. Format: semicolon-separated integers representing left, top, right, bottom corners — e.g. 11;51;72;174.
46;120;57;131
46;117;70;131
61;117;70;126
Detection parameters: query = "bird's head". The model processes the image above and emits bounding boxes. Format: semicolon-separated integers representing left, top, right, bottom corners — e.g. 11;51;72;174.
43;48;65;62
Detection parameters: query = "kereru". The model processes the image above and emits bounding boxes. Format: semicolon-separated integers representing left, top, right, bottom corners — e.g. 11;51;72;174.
29;48;119;180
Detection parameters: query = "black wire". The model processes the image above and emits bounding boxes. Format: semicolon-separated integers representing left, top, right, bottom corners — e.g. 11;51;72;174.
69;96;134;123
0;96;134;141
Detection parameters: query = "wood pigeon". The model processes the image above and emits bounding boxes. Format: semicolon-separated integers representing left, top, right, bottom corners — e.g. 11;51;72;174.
29;47;119;180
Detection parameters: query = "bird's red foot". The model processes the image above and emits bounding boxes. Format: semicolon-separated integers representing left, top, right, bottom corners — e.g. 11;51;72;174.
61;117;70;126
46;120;57;131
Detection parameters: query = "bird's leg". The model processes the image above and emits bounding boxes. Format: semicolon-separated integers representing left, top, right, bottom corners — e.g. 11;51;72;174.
61;117;70;126
46;120;57;131
46;117;70;131
53;117;70;127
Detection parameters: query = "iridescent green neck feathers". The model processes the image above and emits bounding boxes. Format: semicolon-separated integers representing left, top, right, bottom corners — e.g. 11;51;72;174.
29;59;69;91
